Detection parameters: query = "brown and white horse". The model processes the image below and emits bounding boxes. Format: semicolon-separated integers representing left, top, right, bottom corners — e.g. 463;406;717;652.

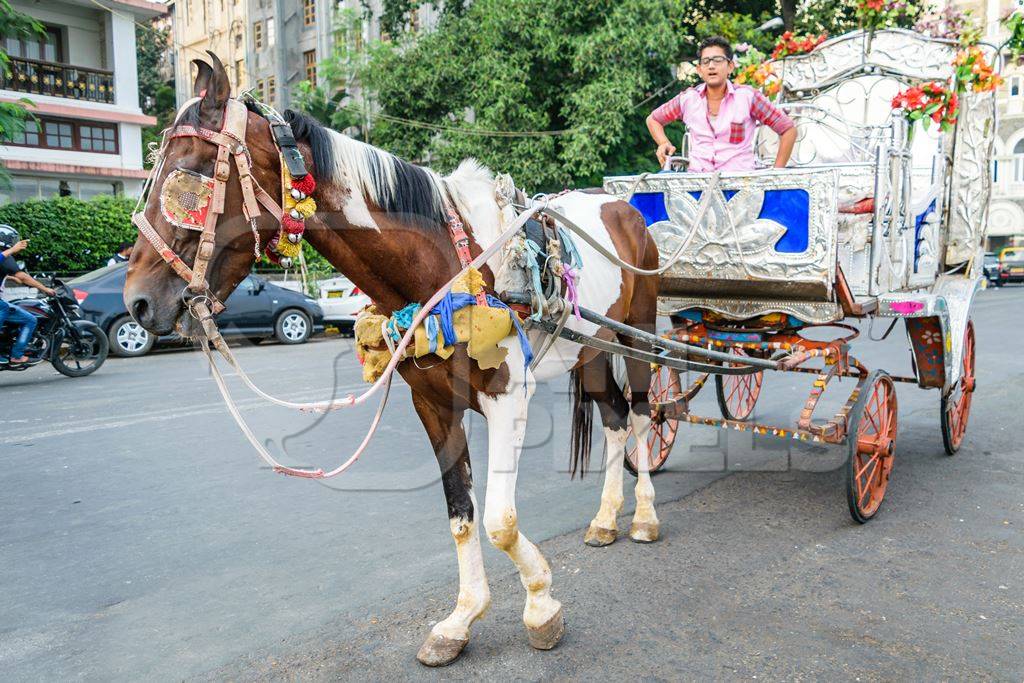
125;55;662;666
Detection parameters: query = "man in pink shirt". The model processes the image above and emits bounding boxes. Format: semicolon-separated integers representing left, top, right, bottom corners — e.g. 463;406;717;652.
646;36;797;172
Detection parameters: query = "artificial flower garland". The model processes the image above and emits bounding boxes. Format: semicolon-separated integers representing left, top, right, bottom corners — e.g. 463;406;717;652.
771;31;827;60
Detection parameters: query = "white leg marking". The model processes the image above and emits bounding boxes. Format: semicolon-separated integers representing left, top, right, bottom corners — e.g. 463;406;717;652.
590;426;628;532
478;344;562;631
431;489;490;641
628;410;660;540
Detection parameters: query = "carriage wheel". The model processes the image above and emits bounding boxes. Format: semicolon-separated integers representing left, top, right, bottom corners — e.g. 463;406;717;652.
624;365;681;477
845;371;898;524
715;348;763;421
940;320;975;456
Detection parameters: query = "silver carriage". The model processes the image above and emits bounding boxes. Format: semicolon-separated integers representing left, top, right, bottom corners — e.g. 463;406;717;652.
602;29;992;522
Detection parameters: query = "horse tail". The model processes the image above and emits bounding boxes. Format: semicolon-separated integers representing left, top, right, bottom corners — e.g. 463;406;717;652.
569;366;594;479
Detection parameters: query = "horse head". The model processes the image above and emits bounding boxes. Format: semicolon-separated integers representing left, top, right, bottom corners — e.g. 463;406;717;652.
124;52;285;337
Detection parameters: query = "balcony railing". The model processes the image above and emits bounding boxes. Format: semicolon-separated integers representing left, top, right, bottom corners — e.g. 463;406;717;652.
0;56;114;104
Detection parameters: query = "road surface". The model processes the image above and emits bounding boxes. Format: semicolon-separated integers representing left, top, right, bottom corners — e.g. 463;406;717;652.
1;287;1021;680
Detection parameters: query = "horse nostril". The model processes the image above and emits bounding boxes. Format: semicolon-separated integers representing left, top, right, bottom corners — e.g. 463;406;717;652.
130;296;152;326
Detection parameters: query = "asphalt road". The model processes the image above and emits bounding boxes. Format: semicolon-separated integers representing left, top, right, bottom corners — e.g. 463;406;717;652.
1;287;1021;681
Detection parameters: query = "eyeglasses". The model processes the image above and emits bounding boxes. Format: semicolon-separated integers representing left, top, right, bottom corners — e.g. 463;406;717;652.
698;56;730;66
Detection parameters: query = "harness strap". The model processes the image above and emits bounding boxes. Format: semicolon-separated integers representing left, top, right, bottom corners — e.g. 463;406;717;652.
132;212;225;313
446;207;487;307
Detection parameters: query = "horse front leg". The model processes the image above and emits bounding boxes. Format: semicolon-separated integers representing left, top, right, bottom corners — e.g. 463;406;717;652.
478;369;565;651
411;391;490;667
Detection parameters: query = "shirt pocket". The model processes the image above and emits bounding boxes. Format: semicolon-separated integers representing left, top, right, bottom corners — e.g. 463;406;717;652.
729;121;745;145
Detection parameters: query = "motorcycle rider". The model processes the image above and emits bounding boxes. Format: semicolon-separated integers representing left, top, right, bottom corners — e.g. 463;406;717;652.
0;225;56;365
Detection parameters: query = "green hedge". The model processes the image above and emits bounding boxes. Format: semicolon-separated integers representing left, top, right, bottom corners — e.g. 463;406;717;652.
0;194;341;279
0;195;136;272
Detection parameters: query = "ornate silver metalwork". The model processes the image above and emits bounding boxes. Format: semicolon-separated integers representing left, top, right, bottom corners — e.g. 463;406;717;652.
945;89;996;265
770;29;957;93
657;296;842;324
604;169;840;300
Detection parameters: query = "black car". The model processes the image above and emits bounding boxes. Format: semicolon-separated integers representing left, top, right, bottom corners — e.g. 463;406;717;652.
983;252;1002;288
69;264;324;357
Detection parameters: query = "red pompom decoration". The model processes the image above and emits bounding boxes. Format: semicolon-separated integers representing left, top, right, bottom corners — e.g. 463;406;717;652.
291;174;316;195
281;214;305;234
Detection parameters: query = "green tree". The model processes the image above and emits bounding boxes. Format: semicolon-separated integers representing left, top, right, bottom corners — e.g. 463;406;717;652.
136;23;176;168
348;0;783;191
0;0;43;186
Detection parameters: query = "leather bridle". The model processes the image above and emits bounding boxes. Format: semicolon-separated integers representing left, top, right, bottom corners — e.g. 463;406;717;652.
132;97;305;315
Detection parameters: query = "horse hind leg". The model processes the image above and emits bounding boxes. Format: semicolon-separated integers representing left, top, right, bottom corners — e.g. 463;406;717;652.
411;392;491;667
478;359;565;651
574;355;631;547
623;354;659;543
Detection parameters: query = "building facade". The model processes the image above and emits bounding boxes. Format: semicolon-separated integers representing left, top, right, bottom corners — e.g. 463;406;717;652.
169;0;251;108
0;0;165;203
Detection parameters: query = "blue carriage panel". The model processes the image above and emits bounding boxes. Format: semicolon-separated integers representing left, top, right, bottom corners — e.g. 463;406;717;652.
629;192;669;226
913;199;937;272
630;187;810;253
759;189;810;253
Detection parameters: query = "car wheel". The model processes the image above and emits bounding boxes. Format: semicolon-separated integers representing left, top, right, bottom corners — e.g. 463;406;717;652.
275;309;312;344
108;315;155;357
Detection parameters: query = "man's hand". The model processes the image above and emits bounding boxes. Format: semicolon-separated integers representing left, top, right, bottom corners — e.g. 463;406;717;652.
656;141;677;168
9;239;28;254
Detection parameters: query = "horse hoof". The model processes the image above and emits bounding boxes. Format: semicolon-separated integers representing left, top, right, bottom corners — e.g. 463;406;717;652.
527;606;565;650
629;521;659;543
584;523;617;547
416;632;468;667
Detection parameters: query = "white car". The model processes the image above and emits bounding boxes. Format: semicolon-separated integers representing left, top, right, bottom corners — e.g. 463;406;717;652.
317;276;371;333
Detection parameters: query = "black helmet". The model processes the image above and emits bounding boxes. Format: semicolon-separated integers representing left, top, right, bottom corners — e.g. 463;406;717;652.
0;224;19;250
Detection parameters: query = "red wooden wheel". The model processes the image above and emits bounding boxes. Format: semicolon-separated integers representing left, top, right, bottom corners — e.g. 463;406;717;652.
941;320;975;455
846;371;898;524
715;347;763;421
624;365;681;477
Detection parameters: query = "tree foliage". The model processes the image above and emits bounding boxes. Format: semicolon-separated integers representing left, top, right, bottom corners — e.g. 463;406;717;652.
347;0;785;191
0;196;136;272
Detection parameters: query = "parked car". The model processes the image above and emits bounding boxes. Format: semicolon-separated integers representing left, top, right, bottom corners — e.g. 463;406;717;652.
998;251;1024;286
983;252;1002;288
317;275;371;334
69;264;324;357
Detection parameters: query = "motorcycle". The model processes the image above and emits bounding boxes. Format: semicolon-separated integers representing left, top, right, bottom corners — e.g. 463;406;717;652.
0;280;109;377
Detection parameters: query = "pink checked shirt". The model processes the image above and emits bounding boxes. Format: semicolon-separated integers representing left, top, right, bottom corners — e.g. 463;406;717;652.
650;81;794;172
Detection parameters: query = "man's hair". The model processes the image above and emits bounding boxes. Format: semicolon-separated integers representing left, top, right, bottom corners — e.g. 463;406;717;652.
698;36;734;61
117;241;133;252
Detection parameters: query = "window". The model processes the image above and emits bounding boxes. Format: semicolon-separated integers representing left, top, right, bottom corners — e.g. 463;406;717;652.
255;78;265;100
6;116;118;154
303;0;315;26
235;59;244;88
1012;77;1021;97
267;18;275;47
5;25;62;62
1014;138;1024;182
80;124;117;153
3;177;119;202
234;32;243;52
44;120;73;149
253;21;264;49
11;119;40;146
266;75;276;102
304;49;316;85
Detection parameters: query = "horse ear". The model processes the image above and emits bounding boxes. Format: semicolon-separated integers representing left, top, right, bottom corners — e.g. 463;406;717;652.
191;58;213;98
195;51;232;129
